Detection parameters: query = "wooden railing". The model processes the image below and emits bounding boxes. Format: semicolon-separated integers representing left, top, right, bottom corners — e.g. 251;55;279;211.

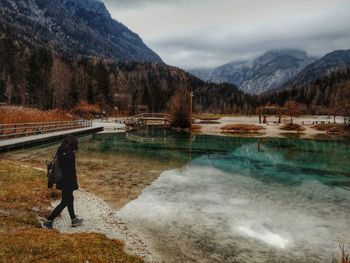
126;113;175;127
0;120;92;140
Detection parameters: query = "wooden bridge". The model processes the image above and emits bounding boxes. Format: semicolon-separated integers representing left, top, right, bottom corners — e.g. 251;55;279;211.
125;113;174;129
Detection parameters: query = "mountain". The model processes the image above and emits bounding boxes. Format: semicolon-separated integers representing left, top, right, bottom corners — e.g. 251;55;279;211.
207;49;315;94
188;68;214;82
275;49;350;92
0;0;162;62
260;66;350;115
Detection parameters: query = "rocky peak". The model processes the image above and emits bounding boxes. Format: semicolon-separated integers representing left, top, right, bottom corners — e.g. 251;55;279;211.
62;0;110;17
257;49;308;63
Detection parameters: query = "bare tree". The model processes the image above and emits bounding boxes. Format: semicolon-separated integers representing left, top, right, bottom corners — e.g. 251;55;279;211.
168;86;191;128
331;82;350;128
284;101;302;124
49;58;72;109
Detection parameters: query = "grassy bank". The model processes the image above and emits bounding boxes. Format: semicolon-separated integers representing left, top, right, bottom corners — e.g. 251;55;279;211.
0;160;143;263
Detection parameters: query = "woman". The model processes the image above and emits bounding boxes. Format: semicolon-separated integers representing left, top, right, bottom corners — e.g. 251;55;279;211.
43;135;83;229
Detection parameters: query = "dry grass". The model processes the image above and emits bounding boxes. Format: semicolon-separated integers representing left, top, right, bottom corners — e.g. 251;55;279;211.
0;159;143;262
72;100;102;119
0;230;142;263
280;123;306;132
221;124;265;133
194;113;238;119
197;116;221;121
0;106;73;124
191;124;202;131
312;123;348;134
197;120;221;124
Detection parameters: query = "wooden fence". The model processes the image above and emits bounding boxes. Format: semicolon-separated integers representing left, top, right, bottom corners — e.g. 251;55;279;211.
0;120;92;140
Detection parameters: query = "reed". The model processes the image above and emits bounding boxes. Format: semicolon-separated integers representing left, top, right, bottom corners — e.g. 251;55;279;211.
0;106;73;124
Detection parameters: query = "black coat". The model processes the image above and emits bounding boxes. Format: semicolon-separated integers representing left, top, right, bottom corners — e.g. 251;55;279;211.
56;147;79;191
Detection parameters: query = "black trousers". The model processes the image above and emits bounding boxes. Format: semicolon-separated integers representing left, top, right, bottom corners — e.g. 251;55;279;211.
48;190;76;221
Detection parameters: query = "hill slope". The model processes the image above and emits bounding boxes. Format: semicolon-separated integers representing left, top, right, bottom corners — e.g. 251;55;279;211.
0;0;162;62
275;49;350;92
261;67;350;115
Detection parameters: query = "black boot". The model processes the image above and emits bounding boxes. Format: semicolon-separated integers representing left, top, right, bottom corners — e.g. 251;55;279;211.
71;217;83;227
42;220;53;229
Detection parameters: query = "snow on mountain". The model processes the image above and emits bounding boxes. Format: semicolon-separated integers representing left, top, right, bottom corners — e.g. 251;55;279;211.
206;49;315;94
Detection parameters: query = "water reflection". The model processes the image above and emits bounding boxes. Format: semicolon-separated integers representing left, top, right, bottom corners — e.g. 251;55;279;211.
2;130;350;261
113;131;350;263
88;131;350;188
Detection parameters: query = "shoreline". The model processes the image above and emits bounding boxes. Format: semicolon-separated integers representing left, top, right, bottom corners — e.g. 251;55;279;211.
2;120;349;262
96;115;349;140
193;115;349;139
50;188;161;263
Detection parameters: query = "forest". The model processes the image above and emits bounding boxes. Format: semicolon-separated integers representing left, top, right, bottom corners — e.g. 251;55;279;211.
260;67;350;116
0;29;349;119
0;31;254;115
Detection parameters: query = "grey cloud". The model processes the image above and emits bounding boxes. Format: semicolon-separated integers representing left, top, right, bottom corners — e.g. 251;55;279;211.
102;0;350;69
102;0;197;9
150;10;350;69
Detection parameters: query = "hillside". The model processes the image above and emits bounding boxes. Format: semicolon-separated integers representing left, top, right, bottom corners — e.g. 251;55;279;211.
274;49;350;93
261;67;350;115
0;0;162;62
0;32;255;114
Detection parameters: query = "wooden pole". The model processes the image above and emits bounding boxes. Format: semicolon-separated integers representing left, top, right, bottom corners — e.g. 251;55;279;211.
190;92;193;130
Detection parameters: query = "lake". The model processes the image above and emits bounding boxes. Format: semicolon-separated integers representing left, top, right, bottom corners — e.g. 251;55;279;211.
3;130;350;262
111;131;350;262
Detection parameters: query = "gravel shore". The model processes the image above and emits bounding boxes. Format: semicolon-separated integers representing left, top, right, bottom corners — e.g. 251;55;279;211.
51;189;161;263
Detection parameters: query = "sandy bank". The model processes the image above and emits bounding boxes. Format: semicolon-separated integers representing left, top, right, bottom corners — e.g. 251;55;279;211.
196;115;347;139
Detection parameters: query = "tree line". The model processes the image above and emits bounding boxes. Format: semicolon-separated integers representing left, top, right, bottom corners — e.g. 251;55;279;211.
0;30;349;122
0;32;255;114
259;68;350;120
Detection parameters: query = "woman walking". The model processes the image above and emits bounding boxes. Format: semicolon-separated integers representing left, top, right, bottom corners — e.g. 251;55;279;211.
43;135;83;229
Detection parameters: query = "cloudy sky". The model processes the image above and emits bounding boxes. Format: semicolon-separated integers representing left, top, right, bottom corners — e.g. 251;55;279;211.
102;0;350;70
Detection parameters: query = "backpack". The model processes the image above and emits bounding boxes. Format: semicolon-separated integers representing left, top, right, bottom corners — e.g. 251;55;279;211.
46;152;63;188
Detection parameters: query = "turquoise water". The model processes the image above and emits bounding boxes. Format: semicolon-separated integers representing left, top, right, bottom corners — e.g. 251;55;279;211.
91;131;350;188
92;130;350;263
4;130;350;262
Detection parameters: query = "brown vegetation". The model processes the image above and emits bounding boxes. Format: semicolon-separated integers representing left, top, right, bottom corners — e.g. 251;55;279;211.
71;100;102;119
0;160;142;262
312;123;348;134
198;120;221;124
191;124;202;131
168;87;191;128
332;244;350;263
221;124;265;133
280;123;305;132
197;115;221;124
0;106;73;124
196;116;221;121
284;101;303;124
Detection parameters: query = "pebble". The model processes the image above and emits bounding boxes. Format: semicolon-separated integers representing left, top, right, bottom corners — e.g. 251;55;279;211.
50;189;161;263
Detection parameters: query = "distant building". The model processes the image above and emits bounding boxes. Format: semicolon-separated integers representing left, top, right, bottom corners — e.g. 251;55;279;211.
137;105;148;114
128;104;149;115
